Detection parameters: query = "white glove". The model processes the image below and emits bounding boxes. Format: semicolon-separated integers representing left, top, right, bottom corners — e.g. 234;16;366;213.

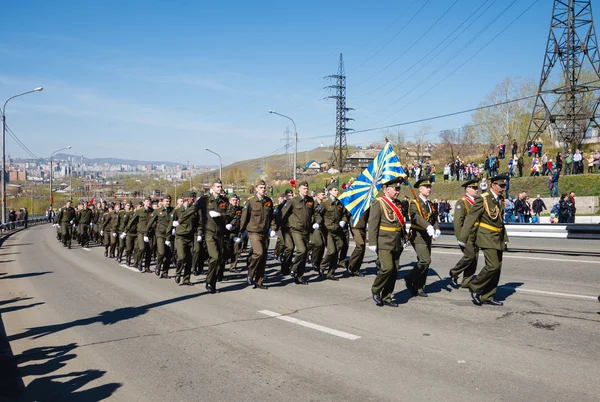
339;221;346;228
165;240;171;246
269;230;277;238
100;230;104;236
434;229;441;239
172;221;180;227
368;245;377;252
225;223;233;231
112;232;117;237
209;211;220;218
171;228;176;235
233;237;241;243
143;236;149;243
90;223;94;228
426;225;435;237
312;223;320;230
457;240;466;247
70;220;74;225
197;235;202;242
120;233;126;239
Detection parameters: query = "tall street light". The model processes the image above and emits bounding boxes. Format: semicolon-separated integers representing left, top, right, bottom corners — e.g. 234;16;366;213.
205;148;222;180
268;110;297;182
50;146;71;209
1;87;43;224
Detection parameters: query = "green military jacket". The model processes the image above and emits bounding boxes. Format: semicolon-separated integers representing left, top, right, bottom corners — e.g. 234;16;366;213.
126;206;154;235
409;196;439;244
368;196;406;251
239;195;275;235
117;210;128;233
199;193;232;235
352;208;369;231
168;204;201;238
321;196;347;234
78;208;92;225
109;210;120;232
458;191;508;250
229;205;243;238
58;206;76;224
149;206;173;238
453;195;476;240
124;210;137;235
281;195;315;235
100;211;112;231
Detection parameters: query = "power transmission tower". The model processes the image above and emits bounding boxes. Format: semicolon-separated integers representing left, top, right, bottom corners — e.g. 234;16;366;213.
280;126;292;177
526;0;600;152
325;53;354;172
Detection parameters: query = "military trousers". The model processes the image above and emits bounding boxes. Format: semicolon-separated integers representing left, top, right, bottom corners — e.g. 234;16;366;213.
191;238;204;274
135;233;153;269
205;233;223;288
450;242;479;287
79;224;90;247
349;228;366;274
117;234;126;260
60;223;73;247
125;234;136;265
309;229;326;270
338;231;349;264
280;230;294;275
290;230;309;280
372;248;402;302
230;239;242;270
468;248;503;301
320;230;346;278
175;235;193;282
156;236;171;275
407;240;432;291
248;233;268;285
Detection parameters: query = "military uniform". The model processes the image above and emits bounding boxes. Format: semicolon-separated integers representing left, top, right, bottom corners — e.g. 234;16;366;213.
348;208;369;276
280;182;315;284
369;177;406;306
309;189;327;273
239;186;275;287
168;192;203;286
77;205;93;248
459;174;509;305
228;200;244;272
100;208;113;257
449;179;480;288
319;190;349;280
57;203;77;248
116;205;129;263
124;204;139;266
126;200;154;272
148;200;174;277
405;176;439;296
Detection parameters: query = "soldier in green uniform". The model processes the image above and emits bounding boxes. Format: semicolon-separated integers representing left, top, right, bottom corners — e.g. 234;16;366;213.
92;202;102;244
449;178;480;288
309;188;327;275
458;173;509;306
227;194;244;273
272;193;286;261
280;181;315;284
405;176;440;297
108;203;122;258
368;177;406;306
169;191;203;286
126;197;154;272
319;184;349;281
148;195;173;278
77;202;93;248
348;208;369;277
197;180;232;293
276;189;294;275
239;180;275;288
100;204;114;257
124;201;140;266
117;201;131;263
57;200;77;249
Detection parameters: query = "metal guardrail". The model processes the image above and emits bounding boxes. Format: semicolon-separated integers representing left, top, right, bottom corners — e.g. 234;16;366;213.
434;222;600;240
0;216;48;234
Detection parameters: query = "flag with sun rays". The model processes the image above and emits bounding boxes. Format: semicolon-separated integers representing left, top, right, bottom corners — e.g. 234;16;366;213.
339;142;406;227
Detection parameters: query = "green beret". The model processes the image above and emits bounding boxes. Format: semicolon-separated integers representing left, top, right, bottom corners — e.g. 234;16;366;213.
326;183;337;191
298;180;309;187
314;187;326;194
181;191;196;198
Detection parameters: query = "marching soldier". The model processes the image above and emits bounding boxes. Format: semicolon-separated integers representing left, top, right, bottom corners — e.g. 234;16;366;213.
228;194;244;273
124;201;140;266
100;204;114;257
347;208;369;277
57;200;77;249
126;197;154;272
148;195;173;278
280;181;315;284
77;202;93;248
319;183;348;281
458;173;509;306
117;202;131;263
309;188;327;274
92;202;102;244
449;178;480;288
239;180;275;289
108;203;122;258
277;189;294;275
405;176;440;297
169;191;203;286
368;177;406;307
197;180;232;293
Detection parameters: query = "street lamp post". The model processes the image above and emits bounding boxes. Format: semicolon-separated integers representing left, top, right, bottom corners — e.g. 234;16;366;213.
1;87;43;224
205;148;222;180
268;110;297;182
49;146;71;209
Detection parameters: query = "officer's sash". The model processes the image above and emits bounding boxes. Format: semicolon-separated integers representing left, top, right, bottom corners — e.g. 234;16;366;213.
460;196;474;213
380;197;405;227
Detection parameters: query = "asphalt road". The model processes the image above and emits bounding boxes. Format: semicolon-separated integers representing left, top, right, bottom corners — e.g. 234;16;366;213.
1;226;599;401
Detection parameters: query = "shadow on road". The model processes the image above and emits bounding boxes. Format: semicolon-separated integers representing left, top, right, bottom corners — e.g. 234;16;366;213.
0;303;45;315
8;292;205;342
496;282;525;302
1;243;34;248
0;272;53;280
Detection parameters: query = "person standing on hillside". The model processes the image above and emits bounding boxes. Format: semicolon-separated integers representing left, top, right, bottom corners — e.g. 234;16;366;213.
550;168;560;198
532;195;547;223
517;154;524;177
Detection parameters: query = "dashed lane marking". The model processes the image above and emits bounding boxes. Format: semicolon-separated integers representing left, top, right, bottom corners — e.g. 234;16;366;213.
82;248;91;252
258;310;361;340
120;264;142;273
499;286;598;301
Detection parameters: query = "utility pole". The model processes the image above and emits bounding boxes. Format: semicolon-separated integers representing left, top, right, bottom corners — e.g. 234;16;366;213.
280;126;292;177
526;0;600;153
325;53;354;173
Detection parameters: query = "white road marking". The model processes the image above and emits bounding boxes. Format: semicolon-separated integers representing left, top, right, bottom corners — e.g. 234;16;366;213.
499;286;598;301
82;248;91;252
258;310;361;341
120;264;142;273
431;250;600;265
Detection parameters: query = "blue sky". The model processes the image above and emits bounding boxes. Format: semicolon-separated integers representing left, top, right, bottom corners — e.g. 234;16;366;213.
0;0;558;166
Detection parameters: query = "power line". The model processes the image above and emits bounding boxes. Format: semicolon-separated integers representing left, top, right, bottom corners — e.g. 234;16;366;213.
5;124;42;161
